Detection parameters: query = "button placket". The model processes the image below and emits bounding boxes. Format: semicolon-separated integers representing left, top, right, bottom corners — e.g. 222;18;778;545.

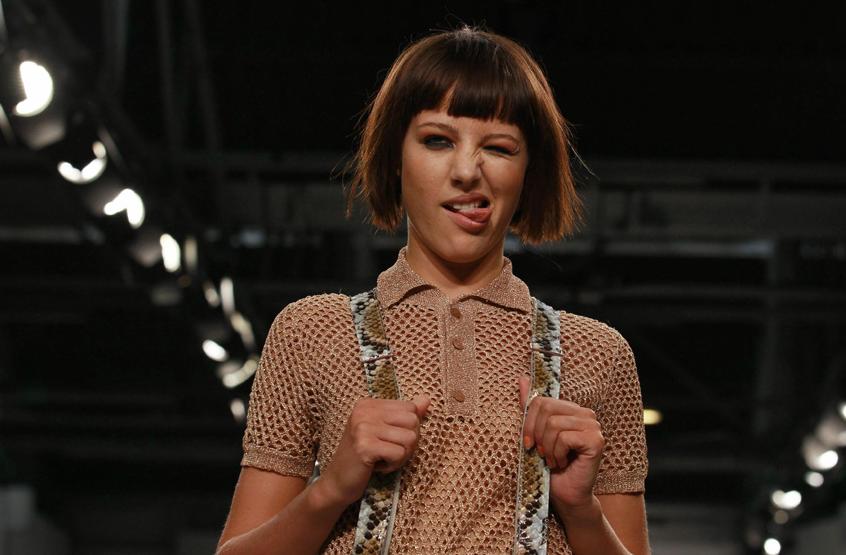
443;300;477;415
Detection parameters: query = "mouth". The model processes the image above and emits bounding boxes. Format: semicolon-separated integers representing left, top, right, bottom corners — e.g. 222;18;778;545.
441;196;492;232
442;199;490;212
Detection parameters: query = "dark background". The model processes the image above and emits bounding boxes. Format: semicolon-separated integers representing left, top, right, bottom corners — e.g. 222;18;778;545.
1;1;845;554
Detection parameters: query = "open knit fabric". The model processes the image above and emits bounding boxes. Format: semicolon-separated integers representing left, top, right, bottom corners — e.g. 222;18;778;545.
241;248;648;554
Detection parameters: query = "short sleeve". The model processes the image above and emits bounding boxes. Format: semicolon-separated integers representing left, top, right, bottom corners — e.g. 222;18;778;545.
593;329;648;495
240;304;317;479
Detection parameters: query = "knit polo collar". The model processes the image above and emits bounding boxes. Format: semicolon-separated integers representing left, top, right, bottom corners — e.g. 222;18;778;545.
376;246;532;313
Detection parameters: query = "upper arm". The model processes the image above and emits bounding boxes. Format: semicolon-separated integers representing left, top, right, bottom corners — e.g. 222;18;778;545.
598;493;650;555
242;304;318;479
594;328;648;494
217;467;307;550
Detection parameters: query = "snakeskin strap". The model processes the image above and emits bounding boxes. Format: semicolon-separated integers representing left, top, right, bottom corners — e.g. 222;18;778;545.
350;290;402;555
350;290;561;555
513;298;561;555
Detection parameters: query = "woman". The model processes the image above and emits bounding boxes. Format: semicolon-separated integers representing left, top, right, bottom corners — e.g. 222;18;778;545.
217;27;649;555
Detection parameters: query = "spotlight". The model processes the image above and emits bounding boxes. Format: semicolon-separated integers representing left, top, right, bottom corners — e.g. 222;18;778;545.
13;60;54;117
218;357;258;389
770;490;801;510
230;311;255;352
772;510;789;525
183;235;198;274
0;52;65;149
159;233;181;273
57;140;107;184
839;401;846;421
643;408;663;425
804;471;824;488
220;276;235;316
229;398;246;423
763;538;781;555
103;188;145;228
816;412;846;448
202;280;221;308
202;339;228;362
803;436;840;471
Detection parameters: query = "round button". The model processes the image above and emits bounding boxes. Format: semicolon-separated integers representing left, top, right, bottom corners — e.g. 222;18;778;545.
449;305;462;319
452;337;464;350
452;389;466;402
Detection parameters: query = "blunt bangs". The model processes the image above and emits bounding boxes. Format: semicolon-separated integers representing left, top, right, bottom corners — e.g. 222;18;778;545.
392;31;538;150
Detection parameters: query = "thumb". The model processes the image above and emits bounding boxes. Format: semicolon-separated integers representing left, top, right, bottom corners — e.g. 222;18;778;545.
518;375;531;410
411;395;431;419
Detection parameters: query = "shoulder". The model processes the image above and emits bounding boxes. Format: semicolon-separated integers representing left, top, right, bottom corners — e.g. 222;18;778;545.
556;309;632;369
274;293;351;324
269;293;354;351
558;310;627;348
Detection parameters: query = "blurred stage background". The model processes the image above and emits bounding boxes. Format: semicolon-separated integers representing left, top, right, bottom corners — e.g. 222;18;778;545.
0;1;845;554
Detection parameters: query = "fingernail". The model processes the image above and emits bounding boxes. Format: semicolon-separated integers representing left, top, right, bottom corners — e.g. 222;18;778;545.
537;444;545;457
523;435;532;450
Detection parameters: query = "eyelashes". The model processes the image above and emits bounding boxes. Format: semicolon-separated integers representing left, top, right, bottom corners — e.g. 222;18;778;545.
421;135;517;156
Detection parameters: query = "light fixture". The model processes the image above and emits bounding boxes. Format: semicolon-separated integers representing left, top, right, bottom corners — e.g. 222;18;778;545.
804;471;824;488
816;413;846;448
159;233;181;273
183;235;198;274
14;60;54;117
230;311;256;351
57;140;107;184
202;280;221;308
839;401;846;421
220;276;235;316
103;187;145;228
643;408;662;425
202;339;228;362
770;489;801;510
803;436;840;471
763;538;781;555
219;357;259;389
229;398;246;423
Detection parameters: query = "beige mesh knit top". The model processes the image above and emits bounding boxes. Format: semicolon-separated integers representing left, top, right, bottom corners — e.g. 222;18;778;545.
242;248;648;554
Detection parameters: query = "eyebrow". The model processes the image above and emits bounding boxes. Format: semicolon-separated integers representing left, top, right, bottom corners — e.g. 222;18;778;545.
417;121;522;144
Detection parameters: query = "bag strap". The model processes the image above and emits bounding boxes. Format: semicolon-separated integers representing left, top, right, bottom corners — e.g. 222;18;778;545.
349;290;562;555
350;289;402;555
512;297;562;555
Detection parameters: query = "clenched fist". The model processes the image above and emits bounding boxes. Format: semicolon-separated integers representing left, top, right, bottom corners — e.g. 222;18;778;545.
519;376;605;510
318;395;430;507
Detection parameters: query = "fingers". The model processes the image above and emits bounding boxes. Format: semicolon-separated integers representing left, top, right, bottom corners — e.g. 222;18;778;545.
411;394;431;419
368;440;408;473
519;378;602;466
518;375;530;410
375;425;419;456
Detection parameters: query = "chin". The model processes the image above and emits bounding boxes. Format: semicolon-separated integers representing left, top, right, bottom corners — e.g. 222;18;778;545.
435;235;498;265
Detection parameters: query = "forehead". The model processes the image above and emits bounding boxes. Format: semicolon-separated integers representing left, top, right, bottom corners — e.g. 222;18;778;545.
411;108;525;139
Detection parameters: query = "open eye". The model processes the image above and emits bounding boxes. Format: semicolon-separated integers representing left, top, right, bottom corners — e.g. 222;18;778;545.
423;135;453;149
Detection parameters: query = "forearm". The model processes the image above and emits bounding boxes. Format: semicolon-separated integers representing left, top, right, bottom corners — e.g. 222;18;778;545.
553;495;632;555
217;478;348;555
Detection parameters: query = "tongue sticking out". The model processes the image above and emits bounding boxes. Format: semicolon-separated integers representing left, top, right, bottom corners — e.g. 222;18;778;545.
444;204;492;223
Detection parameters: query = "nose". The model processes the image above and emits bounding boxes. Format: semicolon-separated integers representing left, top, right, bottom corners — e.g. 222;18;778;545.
449;147;482;186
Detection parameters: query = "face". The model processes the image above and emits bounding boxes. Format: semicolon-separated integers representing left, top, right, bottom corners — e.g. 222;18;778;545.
400;108;529;265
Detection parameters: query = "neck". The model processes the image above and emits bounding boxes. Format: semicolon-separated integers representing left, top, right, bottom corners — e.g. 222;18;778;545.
405;233;505;301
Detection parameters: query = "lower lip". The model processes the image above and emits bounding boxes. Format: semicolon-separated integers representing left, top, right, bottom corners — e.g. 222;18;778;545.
443;207;491;233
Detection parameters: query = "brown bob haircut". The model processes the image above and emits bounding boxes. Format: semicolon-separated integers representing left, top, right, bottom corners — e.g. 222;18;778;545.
346;26;582;244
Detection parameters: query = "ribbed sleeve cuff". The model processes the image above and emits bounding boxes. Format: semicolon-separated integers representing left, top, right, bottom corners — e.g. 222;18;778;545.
593;471;646;495
241;444;314;479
